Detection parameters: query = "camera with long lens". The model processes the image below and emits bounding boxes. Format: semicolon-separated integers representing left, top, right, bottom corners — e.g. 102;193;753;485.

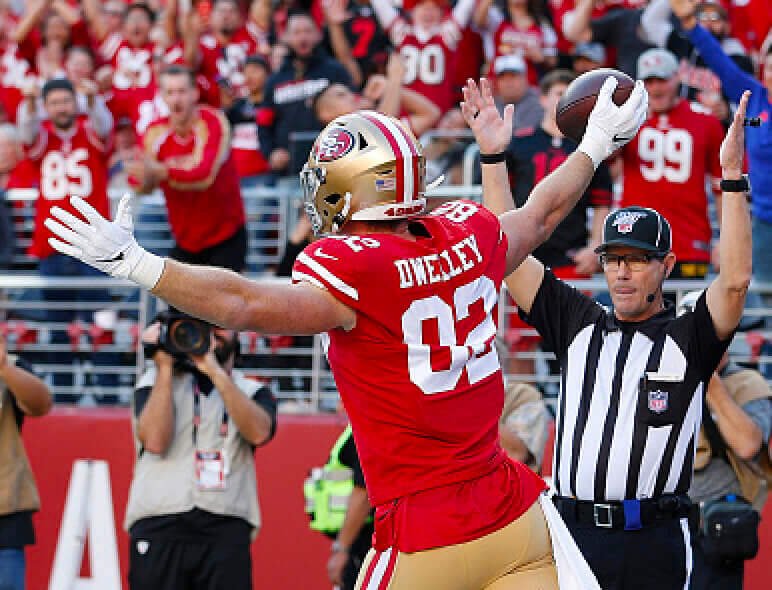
144;310;211;362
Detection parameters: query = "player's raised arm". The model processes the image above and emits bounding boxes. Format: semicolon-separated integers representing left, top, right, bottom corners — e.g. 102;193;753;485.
705;90;753;340
462;76;648;276
43;194;356;335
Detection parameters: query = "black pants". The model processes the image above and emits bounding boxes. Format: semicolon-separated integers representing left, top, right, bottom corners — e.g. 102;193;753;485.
171;225;247;273
128;536;252;590
690;532;744;590
341;525;374;590
564;518;692;590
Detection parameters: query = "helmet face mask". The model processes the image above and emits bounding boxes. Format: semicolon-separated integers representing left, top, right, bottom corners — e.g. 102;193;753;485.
300;111;427;236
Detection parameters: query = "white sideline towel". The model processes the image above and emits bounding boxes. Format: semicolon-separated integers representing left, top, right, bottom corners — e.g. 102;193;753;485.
538;491;601;590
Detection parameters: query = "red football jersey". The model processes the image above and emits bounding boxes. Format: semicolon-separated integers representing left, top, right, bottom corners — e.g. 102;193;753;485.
492;20;557;85
25;117;111;259
388;17;462;113
198;30;258;101
100;34;158;91
141;105;245;252
621;99;723;263
292;201;546;551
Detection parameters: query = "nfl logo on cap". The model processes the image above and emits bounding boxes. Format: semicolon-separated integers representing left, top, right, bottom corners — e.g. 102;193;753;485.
612;211;646;234
648;390;668;413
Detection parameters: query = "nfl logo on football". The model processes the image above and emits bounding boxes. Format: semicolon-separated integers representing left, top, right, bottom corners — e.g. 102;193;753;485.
648;390;668;413
613;211;645;233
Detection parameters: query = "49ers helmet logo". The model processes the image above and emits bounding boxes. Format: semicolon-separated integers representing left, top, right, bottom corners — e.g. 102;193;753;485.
316;128;355;162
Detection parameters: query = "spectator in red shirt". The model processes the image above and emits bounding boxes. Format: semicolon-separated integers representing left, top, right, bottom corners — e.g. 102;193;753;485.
17;77;115;398
619;48;724;279
0;123;37;194
183;0;259;104
128;65;247;273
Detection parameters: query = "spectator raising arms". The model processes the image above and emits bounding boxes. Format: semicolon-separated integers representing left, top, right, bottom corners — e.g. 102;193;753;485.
17;78;112;267
184;0;260;103
640;0;754;125
370;0;477;114
476;0;558;86
322;0;391;88
672;0;772;284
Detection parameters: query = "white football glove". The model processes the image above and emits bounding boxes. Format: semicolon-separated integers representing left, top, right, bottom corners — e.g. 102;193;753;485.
45;194;165;290
578;77;649;169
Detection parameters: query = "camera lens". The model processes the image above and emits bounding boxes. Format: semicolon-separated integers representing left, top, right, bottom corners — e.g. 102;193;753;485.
171;320;206;354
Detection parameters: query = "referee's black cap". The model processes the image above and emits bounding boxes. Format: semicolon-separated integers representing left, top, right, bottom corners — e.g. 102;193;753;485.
594;206;671;254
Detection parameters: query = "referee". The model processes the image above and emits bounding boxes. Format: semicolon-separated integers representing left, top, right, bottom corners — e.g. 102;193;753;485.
483;90;754;589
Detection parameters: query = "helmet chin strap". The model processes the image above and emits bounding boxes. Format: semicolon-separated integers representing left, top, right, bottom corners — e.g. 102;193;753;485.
331;192;352;233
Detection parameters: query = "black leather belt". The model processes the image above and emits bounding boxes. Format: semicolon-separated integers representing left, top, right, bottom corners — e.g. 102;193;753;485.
553;495;697;530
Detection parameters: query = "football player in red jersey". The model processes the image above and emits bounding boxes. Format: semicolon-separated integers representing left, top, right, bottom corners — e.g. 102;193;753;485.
620;48;724;279
45;75;648;589
370;0;477;113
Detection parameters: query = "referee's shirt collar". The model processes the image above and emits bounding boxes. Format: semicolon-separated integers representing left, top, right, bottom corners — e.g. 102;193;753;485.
604;301;676;339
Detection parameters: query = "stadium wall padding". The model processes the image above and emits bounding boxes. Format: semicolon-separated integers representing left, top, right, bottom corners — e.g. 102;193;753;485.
21;408;772;589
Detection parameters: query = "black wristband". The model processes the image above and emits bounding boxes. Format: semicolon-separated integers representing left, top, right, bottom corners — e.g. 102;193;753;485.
479;151;508;164
720;174;750;193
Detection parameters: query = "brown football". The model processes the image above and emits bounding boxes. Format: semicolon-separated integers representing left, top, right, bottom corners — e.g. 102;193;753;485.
556;68;635;143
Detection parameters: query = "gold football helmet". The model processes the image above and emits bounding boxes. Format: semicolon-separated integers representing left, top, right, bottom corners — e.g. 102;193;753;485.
300;110;427;235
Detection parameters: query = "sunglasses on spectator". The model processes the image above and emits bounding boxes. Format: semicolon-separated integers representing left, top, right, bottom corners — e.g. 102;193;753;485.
599;253;666;272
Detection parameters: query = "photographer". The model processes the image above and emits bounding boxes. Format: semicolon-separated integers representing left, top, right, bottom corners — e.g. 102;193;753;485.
124;313;277;590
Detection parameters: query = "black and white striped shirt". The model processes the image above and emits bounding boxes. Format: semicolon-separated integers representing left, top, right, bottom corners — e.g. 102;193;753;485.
522;271;731;502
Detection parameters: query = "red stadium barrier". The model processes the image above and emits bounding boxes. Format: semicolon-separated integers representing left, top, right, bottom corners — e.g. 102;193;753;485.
21;408;772;589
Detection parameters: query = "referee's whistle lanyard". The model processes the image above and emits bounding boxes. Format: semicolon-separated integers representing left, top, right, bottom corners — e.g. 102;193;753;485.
192;382;229;449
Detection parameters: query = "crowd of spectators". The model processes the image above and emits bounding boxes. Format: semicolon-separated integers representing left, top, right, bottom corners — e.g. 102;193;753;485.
0;0;771;402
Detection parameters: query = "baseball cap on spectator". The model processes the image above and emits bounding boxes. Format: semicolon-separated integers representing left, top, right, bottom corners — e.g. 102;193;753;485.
573;43;606;65
494;54;527;75
637;48;679;80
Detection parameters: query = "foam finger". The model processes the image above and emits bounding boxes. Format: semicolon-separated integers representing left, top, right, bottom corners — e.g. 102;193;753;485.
44;218;88;249
50;206;93;235
48;238;84;259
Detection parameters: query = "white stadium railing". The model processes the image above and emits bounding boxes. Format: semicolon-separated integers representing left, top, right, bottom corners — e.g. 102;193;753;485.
4;187;772;411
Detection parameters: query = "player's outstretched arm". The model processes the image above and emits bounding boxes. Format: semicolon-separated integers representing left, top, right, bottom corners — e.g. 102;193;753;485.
44;195;356;335
462;76;648;277
705;90;753;341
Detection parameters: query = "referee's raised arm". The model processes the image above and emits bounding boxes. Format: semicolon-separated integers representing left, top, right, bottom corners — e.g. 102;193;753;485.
704;89;754;340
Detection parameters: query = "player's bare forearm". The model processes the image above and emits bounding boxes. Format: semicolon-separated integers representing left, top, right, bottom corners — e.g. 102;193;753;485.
500;151;594;272
152;259;354;334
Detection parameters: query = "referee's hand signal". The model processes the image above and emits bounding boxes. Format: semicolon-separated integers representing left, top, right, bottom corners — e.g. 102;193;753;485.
720;90;750;179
